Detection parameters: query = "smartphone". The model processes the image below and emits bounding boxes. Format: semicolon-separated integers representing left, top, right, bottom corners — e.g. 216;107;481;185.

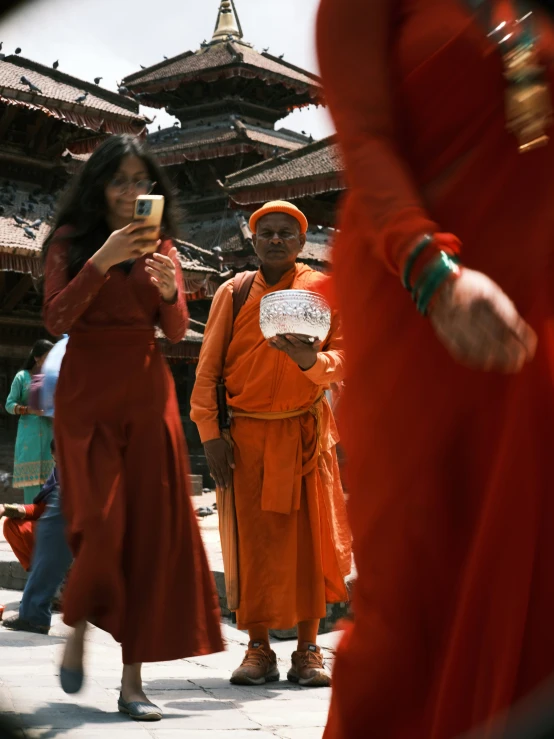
134;194;165;248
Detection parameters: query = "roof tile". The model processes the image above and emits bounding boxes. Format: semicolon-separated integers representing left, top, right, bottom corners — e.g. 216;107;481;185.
0;56;144;121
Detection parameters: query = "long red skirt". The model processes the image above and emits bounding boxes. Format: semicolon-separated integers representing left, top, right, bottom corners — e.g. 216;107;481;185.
55;329;224;664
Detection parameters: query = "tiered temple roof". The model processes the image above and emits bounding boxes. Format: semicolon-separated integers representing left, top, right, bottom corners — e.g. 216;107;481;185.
121;0;330;272
226;135;344;208
122;0;321;121
148;121;308;166
0;56;146;154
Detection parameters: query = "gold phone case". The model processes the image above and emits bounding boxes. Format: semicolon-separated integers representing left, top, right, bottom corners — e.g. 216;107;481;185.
134;195;165;248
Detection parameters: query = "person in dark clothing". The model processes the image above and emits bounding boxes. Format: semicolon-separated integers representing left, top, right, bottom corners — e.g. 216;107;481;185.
1;440;71;634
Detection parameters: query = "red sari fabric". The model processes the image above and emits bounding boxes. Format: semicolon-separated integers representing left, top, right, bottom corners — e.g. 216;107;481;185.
43;229;224;664
317;1;554;737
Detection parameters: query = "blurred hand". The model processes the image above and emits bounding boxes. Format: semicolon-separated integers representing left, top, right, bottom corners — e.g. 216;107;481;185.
91;222;161;274
268;334;322;370
429;269;537;373
204;438;235;490
146;248;179;302
3;504;26;519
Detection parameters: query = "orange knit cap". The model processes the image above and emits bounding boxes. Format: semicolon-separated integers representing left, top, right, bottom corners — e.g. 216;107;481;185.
249;200;309;235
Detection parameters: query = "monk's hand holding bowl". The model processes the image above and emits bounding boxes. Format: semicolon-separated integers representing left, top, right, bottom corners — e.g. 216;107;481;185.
146;248;179;303
268;334;322;370
203;438;235;490
429;269;537;373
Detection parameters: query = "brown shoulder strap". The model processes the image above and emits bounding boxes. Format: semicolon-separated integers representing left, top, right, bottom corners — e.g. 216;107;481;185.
232;270;257;323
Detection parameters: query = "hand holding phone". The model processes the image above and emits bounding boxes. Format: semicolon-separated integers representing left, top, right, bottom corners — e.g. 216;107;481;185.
91;222;161;275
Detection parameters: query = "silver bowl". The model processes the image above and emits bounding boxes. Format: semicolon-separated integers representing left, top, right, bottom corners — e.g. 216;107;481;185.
259;289;331;341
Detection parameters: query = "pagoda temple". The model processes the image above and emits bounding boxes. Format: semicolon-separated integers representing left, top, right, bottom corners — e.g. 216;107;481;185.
122;0;325;271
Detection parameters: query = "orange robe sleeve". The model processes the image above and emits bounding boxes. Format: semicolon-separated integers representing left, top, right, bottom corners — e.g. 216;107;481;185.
302;311;346;386
157;241;189;343
43;237;108;336
190;281;234;443
316;0;442;275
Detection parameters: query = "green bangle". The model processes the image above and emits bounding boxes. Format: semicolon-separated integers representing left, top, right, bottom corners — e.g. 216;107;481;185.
416;252;460;316
402;234;434;291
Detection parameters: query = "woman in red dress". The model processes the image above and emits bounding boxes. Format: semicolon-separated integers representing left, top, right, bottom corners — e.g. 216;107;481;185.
43;135;223;721
317;1;554;737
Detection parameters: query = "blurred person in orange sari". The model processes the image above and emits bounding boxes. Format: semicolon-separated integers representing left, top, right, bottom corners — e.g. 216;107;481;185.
317;0;554;737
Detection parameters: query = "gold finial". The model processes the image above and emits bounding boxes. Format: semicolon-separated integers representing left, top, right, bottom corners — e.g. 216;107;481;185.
212;0;243;41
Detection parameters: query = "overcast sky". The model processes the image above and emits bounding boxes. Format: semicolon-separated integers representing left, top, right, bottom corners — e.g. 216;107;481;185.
0;0;335;138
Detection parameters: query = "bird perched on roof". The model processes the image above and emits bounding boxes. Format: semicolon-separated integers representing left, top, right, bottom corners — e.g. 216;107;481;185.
140;64;146;69
118;86;129;95
173;121;180;127
94;76;102;85
53;60;59;69
158;124;161;131
15;47;21;54
13;215;26;226
75;91;88;104
20;76;42;94
279;53;285;59
163;56;168;60
263;47;269;53
29;218;42;229
23;226;36;239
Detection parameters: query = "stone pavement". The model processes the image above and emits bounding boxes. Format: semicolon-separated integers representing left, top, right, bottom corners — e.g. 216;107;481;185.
0;588;339;738
0;492;352;632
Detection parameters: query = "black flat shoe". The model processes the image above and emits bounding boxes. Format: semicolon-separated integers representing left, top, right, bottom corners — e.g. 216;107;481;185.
60;665;84;694
2;616;49;635
118;693;162;721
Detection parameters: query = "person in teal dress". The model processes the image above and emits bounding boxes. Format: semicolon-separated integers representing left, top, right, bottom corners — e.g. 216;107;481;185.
5;340;54;504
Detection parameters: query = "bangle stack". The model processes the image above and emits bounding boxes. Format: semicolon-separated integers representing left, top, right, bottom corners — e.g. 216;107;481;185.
403;234;461;316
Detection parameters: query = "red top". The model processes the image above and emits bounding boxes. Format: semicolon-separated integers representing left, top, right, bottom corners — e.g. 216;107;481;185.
43;226;188;342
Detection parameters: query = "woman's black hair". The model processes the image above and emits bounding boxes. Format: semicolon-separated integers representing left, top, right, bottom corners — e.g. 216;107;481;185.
43;134;182;279
22;339;54;371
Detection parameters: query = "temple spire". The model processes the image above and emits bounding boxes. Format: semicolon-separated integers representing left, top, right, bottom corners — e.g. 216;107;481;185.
212;0;243;42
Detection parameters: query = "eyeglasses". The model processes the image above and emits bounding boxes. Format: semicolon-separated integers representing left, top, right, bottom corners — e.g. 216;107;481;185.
107;177;156;195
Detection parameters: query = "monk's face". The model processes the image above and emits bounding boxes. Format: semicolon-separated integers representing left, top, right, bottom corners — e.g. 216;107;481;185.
253;213;306;270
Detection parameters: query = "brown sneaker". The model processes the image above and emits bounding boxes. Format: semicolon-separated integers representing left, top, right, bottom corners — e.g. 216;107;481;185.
230;640;279;686
287;644;331;687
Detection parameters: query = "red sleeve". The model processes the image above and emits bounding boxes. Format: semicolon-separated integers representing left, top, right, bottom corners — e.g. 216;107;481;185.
316;0;446;276
158;241;189;344
43;231;108;336
23;502;46;521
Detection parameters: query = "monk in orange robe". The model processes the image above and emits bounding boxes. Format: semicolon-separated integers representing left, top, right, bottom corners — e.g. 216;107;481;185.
317;0;554;737
191;200;351;688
